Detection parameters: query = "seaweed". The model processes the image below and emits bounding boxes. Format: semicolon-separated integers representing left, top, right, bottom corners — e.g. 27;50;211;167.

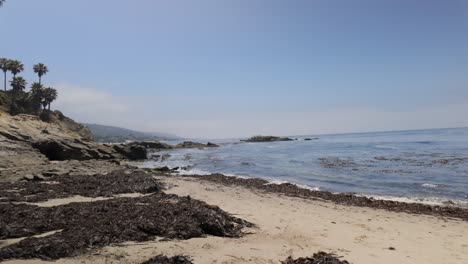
281;252;349;264
0;193;253;261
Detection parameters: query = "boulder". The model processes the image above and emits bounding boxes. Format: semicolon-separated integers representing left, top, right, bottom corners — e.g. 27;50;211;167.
132;141;172;149
242;135;293;142
113;144;147;160
32;139;119;161
207;142;219;147
175;141;219;148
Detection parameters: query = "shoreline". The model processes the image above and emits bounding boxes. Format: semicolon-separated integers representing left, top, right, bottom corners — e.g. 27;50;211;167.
170;168;468;209
1;166;467;263
177;172;468;221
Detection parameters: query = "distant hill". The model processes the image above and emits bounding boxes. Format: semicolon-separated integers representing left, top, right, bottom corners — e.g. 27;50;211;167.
83;123;181;143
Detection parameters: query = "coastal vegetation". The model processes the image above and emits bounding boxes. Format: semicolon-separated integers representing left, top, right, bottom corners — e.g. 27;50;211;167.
0;58;58;119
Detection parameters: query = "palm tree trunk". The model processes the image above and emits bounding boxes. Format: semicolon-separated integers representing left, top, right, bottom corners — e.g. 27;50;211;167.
39;75;41;85
3;71;5;92
48;103;51;112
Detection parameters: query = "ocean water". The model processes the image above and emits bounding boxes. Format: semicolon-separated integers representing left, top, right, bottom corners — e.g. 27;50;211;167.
136;128;468;207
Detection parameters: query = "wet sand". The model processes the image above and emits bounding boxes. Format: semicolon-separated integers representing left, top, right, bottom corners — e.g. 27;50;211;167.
3;174;467;264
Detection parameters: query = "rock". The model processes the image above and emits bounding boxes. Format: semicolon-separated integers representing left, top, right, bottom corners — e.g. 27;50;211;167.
21;174;46;181
113;144;147;160
241;135;293;142
49;110;94;141
153;166;171;172
175;141;219;148
304;137;319;141
32;140;119;161
132;141;172;149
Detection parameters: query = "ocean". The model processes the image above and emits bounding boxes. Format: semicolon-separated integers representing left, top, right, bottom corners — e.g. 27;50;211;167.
136;128;468;208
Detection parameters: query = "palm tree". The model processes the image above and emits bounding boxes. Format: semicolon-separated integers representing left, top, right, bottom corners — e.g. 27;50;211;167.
33;63;48;84
0;0;5;7
30;82;44;113
0;58;10;91
10;76;27;104
8;60;24;77
43;87;58;111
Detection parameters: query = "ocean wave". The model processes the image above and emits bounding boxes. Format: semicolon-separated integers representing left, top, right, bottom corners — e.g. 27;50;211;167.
173;169;321;191
375;145;398;149
422;183;438;188
175;168;213;175
265;180;321;191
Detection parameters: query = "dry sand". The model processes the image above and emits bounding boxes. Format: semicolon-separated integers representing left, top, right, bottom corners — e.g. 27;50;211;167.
2;175;468;264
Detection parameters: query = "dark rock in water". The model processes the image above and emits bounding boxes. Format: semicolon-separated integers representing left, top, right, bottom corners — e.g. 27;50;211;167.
153;166;171;172
175;141;219;148
141;255;193;264
151;153;171;162
242;135;293;142
132;141;173;149
113;144;147;160
319;157;358;169
207;142;219;147
304;137;319;141
281;252;349;264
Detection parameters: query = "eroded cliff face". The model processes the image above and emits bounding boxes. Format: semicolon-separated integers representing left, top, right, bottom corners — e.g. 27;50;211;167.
48;111;94;141
0;111;146;182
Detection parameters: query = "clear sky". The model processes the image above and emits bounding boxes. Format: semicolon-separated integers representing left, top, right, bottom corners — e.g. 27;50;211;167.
1;0;467;138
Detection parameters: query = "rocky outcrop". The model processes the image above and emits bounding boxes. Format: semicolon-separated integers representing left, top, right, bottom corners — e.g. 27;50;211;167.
241;135;293;142
0;111;147;178
31;139;118;161
304;137;319;141
49;111;94;141
174;141;219;148
113;143;147;160
132;141;173;150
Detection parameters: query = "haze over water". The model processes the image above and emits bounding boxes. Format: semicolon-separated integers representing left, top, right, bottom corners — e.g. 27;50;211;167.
139;128;468;207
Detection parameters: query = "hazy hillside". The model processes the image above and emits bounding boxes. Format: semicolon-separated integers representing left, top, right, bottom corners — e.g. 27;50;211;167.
84;123;181;143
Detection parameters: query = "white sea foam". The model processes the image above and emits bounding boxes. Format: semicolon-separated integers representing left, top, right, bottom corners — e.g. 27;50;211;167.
359;194;468;209
265;180;321;191
422;183;438;188
174;169;321;191
375;145;398;149
175;168;212;175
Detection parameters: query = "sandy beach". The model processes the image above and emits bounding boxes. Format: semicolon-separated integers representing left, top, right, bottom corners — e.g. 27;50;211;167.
2;173;467;264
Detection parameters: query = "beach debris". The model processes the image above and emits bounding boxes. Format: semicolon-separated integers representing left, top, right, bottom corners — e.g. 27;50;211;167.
141;255;193;264
0;170;163;203
0;193;253;261
189;173;468;221
281;251;349;264
388;247;396;250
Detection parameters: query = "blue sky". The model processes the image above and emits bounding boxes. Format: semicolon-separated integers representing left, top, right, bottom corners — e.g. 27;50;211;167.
1;0;467;138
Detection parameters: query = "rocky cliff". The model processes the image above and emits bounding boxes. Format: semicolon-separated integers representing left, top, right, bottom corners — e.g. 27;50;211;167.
0;111;146;181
